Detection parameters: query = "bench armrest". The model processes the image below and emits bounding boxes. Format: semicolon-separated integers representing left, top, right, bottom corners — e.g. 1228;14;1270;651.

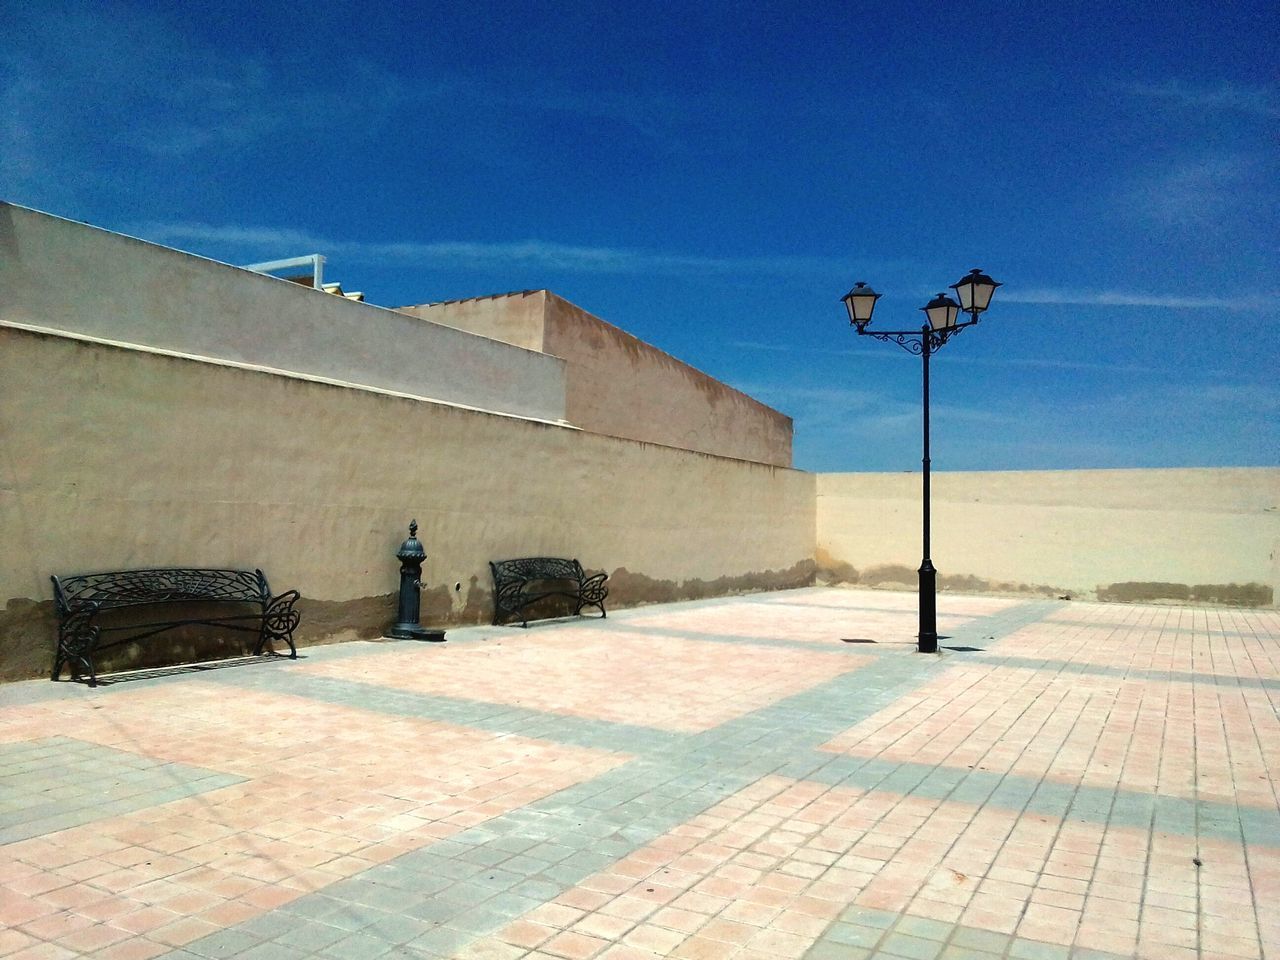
261;590;301;657
579;573;609;603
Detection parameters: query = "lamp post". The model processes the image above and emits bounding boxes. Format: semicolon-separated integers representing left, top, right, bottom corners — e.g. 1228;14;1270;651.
841;269;1001;653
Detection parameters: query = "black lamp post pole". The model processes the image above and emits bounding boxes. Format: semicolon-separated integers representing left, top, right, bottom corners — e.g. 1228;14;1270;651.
918;326;938;653
840;271;1001;655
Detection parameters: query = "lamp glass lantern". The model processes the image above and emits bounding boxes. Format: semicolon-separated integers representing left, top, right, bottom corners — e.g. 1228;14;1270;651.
922;292;960;330
950;268;1002;314
842;282;881;327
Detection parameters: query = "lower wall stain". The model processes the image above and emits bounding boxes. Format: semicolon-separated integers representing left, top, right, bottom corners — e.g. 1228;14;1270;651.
1098;581;1273;606
1;598;58;683
6;563;1273;682
606;560;816;607
815;550;1068;599
455;575;494;625
1;563;815;682
296;594;397;644
0;593;401;684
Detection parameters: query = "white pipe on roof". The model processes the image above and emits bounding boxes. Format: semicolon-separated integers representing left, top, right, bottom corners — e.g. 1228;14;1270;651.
242;254;325;289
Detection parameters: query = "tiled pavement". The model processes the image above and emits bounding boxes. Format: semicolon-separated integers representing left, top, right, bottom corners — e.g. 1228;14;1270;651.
1;589;1276;960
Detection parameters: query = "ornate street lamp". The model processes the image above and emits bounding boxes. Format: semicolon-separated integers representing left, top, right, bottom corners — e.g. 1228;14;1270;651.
840;269;1002;653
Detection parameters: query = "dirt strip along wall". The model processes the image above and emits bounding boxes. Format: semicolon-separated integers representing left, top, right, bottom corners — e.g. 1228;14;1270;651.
816;469;1278;606
0;326;816;681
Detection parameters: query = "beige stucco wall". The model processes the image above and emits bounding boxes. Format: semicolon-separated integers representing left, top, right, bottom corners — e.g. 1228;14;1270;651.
817;469;1279;604
398;291;548;353
399;291;794;467
0;202;567;422
543;294;793;467
0;325;816;680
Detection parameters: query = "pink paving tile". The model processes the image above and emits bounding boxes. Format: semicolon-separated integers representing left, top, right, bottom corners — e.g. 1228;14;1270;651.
753;588;1021;617
482;769;1274;957
1034;601;1280;680
616;589;1016;645
299;632;867;732
0;682;625;956
820;661;1280;808
475;777;882;958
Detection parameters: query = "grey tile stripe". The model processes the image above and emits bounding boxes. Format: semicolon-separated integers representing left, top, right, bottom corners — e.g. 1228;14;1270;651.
13;592;1263;959
0;655;294;706
208;669;683;755
160;603;1064;958
214;598;1278;836
937;600;1065;646
803;904;1134;960
796;751;1278;846
566;618;898;654
0;737;244;846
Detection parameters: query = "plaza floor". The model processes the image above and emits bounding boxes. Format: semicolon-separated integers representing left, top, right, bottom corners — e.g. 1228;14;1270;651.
1;587;1277;960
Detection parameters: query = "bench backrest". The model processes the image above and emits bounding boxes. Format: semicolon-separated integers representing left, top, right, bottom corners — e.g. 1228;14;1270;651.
52;568;270;613
490;558;584;587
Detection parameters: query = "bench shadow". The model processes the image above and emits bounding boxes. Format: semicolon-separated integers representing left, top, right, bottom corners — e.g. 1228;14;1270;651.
57;653;300;686
494;613;603;630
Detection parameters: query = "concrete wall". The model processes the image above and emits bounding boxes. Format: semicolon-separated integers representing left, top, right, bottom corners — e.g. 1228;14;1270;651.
0;202;567;422
399;290;548;352
816;469;1279;605
0;325;816;681
400;291;794;467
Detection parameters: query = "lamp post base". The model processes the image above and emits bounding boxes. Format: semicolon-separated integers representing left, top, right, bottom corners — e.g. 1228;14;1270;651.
918;560;938;654
388;624;446;642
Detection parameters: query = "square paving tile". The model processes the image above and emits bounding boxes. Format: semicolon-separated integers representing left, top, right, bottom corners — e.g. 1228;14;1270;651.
2;588;1277;960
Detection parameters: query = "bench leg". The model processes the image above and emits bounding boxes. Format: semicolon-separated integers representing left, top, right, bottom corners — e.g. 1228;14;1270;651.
54;612;100;684
258;591;301;658
575;601;606;619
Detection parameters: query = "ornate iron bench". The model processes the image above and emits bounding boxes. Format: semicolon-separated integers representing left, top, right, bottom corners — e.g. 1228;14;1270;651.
50;568;300;686
489;557;608;628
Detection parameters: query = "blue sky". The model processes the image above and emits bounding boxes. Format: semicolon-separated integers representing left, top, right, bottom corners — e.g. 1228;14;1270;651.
4;0;1276;472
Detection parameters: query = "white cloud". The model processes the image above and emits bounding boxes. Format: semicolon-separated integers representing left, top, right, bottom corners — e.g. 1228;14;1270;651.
1119;152;1265;231
1128;80;1280;119
1001;288;1265;311
128;220;854;278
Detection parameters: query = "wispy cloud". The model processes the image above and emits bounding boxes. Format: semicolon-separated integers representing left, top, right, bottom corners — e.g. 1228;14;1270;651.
0;1;410;207
128;220;854;278
1001;288;1265;311
1121;152;1263;229
1128;79;1280;119
740;384;1022;440
1001;378;1280;422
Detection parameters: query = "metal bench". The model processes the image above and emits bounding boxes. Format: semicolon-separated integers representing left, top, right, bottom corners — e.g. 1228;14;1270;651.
50;568;300;685
489;557;608;628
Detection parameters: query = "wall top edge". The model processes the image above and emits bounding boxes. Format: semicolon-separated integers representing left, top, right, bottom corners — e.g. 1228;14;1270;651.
0;201;558;364
543;291;793;424
398;290;549;309
0;320;575;429
1;321;815;472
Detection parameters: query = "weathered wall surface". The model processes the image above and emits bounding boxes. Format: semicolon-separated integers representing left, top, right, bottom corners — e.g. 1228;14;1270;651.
816;469;1279;605
543;294;793;468
0;202;566;422
399;291;794;467
398;291;547;353
0;325;816;680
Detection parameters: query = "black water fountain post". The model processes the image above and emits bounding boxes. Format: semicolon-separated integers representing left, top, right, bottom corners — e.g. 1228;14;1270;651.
388;519;446;641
